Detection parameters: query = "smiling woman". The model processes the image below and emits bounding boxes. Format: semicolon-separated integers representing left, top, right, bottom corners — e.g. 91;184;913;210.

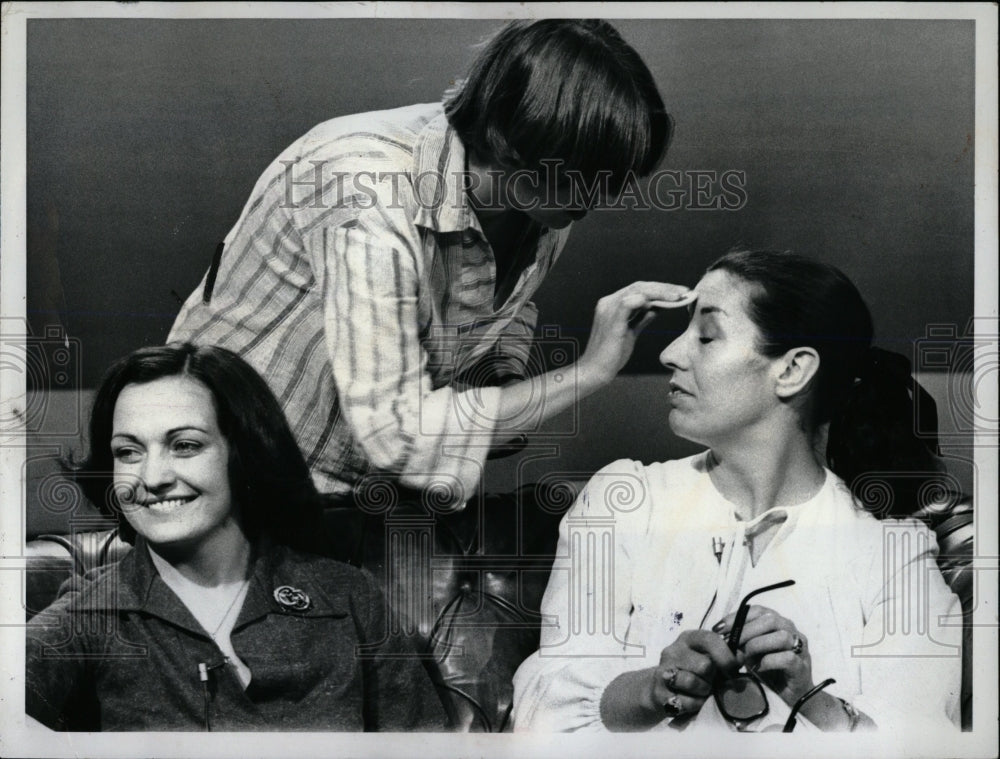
25;343;448;732
111;376;238;557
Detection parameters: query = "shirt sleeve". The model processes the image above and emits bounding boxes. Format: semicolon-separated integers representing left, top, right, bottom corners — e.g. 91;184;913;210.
485;301;539;382
353;569;450;731
25;591;95;730
512;460;648;732
318;223;501;508
850;519;962;734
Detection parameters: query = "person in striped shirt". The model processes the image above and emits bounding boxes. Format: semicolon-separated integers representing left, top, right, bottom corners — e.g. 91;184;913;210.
169;20;686;513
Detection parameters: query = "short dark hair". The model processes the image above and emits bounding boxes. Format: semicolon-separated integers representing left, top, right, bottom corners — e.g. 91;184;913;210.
706;249;941;517
69;343;326;549
444;20;671;195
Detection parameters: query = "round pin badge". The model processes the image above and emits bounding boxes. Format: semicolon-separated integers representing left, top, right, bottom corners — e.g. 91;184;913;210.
273;585;311;612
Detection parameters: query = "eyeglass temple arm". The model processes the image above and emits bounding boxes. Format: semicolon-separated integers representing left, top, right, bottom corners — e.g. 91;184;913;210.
727;579;796;653
782;677;837;732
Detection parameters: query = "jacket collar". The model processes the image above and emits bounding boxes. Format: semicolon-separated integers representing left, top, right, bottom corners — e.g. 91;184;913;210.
76;538;350;636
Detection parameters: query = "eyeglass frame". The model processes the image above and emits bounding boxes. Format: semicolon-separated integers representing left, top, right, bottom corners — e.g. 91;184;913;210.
712;579;796;728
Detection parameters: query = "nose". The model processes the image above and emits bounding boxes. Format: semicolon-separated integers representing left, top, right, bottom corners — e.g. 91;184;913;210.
659;334;686;371
139;450;176;494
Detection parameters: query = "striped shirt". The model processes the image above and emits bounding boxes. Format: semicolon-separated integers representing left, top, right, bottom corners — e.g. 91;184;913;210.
169;103;570;507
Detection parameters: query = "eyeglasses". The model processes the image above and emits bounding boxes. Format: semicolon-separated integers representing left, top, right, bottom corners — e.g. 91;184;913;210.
779;677;836;732
713;579;795;729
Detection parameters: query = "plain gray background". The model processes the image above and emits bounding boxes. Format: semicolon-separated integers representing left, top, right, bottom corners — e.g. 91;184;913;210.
26;18;975;386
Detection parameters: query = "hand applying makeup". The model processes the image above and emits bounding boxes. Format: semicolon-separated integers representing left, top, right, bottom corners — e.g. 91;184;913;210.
581;282;694;387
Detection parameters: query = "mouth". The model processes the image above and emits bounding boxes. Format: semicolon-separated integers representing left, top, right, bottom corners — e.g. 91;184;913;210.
668;382;694;401
140;496;196;513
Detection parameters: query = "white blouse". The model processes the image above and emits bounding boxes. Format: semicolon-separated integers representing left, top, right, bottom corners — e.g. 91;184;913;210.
511;453;962;734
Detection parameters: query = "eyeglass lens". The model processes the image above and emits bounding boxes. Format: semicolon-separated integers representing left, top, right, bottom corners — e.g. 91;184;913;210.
713;580;796;724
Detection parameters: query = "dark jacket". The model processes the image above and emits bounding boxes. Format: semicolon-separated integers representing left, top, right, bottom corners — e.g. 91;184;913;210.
26;538;447;731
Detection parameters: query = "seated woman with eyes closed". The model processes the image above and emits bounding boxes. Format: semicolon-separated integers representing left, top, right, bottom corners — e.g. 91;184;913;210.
511;250;961;733
25;343;447;731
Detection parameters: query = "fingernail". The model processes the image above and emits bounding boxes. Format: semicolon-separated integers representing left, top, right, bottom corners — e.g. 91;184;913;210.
711;621;726;633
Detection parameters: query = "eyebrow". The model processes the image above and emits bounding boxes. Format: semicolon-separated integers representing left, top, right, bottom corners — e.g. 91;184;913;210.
111;426;208;439
687;304;727;318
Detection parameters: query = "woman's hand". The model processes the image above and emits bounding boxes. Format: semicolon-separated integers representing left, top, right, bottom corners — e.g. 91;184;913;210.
715;605;814;707
652;629;739;717
599;628;737;730
579;281;691;386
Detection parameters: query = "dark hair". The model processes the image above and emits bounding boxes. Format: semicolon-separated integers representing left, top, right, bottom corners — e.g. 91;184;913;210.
707;249;943;517
444;20;671;195
69;343;328;551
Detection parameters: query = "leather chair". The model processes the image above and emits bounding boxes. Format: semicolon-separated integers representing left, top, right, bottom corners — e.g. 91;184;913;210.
24;480;974;731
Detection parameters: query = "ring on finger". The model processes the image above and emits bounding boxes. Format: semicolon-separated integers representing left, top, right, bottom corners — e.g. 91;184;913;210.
662;666;679;688
663;694;683;717
791;634;804;655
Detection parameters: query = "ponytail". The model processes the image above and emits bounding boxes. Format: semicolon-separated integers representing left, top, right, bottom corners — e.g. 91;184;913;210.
705;250;951;520
826;347;946;518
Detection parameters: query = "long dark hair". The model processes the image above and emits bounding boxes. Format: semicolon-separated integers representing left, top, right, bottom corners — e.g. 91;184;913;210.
706;249;943;518
444;19;671;196
68;342;328;551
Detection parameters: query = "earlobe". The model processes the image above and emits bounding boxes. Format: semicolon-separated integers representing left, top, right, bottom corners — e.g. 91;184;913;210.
774;348;820;399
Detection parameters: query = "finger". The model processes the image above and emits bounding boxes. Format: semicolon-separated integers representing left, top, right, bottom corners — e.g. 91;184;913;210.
754;650;804;675
713;604;768;635
659;644;715;679
619;291;652;312
742;629;799;661
623;281;693;302
739;611;796;645
678;654;715;681
712;608;766;648
685;630;740;672
668;669;713;698
647;292;699;310
655;686;707;718
627;308;659;331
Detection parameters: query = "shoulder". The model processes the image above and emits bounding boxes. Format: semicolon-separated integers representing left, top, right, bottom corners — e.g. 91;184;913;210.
27;552;138;652
571;458;647;517
288;103;442;167
815;473;942;571
569;453;708;521
825;473;936;537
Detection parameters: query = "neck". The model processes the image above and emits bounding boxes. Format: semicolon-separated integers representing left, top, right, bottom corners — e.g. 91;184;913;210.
466;153;517;221
706;419;826;521
147;523;252;587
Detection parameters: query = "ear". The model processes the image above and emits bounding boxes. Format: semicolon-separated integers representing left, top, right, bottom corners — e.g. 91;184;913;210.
773;347;820;399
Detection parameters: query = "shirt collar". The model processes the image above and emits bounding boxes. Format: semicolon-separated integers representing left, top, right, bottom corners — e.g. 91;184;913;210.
730;468;834;551
410;112;480;235
740;508;791;541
